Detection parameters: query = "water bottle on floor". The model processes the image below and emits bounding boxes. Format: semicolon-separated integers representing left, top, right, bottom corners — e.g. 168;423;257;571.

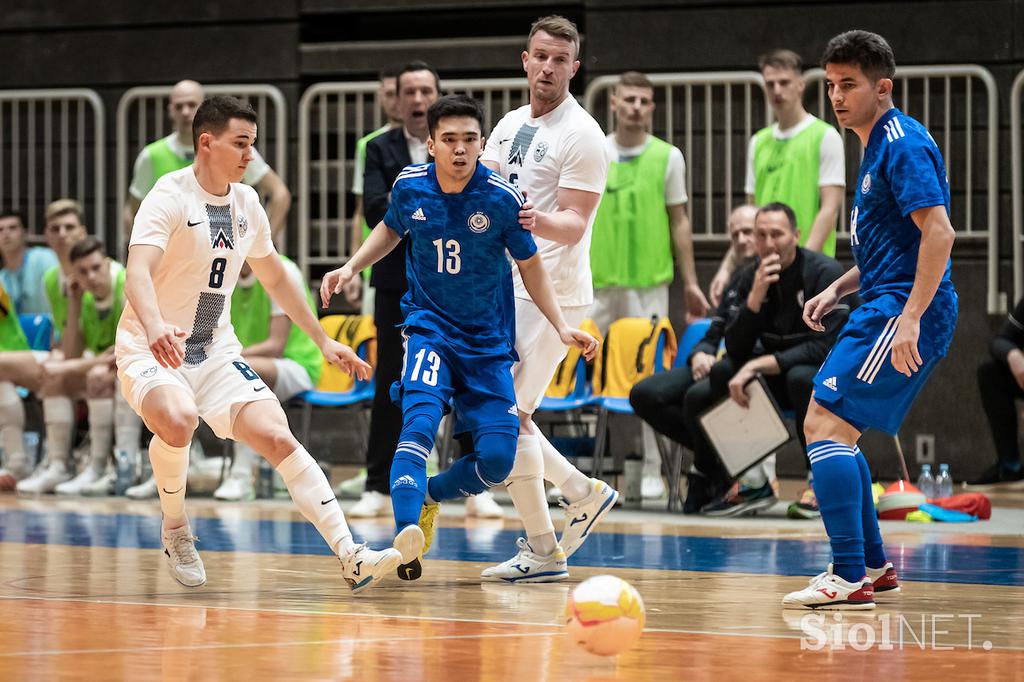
916;464;936;500
936;463;953;500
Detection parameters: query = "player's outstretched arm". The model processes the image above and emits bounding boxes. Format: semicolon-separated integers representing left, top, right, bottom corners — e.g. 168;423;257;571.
249;253;371;380
125;244;186;369
803;266;861;332
889;205;956;376
520;187;601;246
516;253;598;361
319;222;401;309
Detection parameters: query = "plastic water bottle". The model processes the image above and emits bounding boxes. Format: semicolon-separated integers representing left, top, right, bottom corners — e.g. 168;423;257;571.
114;449;135;495
257;458;274;499
936;463;953;500
916;464;936;500
23;432;40;468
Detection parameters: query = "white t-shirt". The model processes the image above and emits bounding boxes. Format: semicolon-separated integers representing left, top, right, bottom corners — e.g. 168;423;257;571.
482;96;607;307
129;133;271;200
744;114;845;196
119;167;275;364
604;134;688;205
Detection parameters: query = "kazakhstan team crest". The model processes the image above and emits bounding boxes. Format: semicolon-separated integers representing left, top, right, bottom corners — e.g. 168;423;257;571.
861;174;871;194
468;212;490;233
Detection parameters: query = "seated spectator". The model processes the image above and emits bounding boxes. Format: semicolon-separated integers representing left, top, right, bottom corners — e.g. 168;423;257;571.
629;204;757;499
0;209;58;316
975;296;1024;484
680;203;849;513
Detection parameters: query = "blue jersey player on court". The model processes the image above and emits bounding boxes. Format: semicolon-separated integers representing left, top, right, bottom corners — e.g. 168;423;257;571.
321;94;598;581
782;31;958;610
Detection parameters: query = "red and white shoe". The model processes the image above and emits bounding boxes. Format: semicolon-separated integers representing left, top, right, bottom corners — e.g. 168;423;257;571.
783;569;875;610
867;561;901;596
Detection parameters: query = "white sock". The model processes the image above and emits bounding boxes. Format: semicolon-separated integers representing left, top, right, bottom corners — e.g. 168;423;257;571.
149;436;190;529
277;446;354;556
537;430;591;503
641;423;661;477
86;398;114;474
42;396;74;470
739;455;772;489
113;385;142;456
230;442;257;480
0;382;26;470
505;433;556;555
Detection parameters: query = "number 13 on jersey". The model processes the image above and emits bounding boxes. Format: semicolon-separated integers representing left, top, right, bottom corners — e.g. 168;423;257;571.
432;238;461;274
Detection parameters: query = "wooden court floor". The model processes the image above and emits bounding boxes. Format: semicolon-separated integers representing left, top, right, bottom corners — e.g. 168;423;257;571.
1;494;1022;680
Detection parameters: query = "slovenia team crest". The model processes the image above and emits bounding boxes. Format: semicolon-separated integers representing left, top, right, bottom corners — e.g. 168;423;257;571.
238;214;248;238
534;141;549;162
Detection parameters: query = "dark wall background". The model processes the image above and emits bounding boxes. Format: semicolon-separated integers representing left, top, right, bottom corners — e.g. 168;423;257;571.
2;0;1022;481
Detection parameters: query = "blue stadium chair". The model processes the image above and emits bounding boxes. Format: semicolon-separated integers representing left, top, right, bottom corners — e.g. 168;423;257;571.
18;313;53;351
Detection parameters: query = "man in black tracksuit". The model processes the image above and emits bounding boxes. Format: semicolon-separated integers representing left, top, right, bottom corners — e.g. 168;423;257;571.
680;202;850;511
975;296;1024;484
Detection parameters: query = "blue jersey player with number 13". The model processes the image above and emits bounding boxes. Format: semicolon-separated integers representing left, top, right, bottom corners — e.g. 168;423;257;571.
783;31;958;610
321;94;598;581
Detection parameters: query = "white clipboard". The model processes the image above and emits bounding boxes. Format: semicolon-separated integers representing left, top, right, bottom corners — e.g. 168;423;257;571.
698;374;793;478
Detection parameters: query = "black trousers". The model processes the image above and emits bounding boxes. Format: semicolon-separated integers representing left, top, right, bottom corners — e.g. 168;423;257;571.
365;289;405;495
977;357;1024;469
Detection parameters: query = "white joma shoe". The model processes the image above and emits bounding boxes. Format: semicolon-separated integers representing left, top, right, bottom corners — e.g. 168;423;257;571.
558;478;619;558
339;543;403;595
481;537;568;583
782;569;874;610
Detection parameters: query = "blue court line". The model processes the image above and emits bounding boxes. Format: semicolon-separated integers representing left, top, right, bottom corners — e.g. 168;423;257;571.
1;508;1022;587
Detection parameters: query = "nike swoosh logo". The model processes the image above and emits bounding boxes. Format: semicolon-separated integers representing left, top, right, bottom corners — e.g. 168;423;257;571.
404;566;415;579
500;138;512;143
253;386;267;392
187;219;204;226
162;487;183;495
320;499;333;505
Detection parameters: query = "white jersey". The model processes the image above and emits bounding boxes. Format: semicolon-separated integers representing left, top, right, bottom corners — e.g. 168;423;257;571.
482;95;607;307
118;166;275;365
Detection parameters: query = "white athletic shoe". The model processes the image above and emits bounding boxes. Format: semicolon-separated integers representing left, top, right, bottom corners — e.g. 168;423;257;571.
80;470;116;497
481;537;568;583
465;490;503;518
16;463;71;494
339;543;403;595
162;525;207;587
126;475;158;500
213;474;255;501
641;474;666;500
55;467;106;495
809;562;902;597
782;569;874;610
348;490;391;517
333;468;367;498
558;478;619;558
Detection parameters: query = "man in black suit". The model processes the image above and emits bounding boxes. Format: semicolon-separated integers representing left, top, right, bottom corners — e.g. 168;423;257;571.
348;61;440;517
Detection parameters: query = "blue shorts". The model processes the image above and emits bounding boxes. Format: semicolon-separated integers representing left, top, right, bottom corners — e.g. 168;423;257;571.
813;290;957;435
390;328;519;438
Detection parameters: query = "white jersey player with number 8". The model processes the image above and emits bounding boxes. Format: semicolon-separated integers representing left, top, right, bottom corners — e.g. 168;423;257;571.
116;95;402;595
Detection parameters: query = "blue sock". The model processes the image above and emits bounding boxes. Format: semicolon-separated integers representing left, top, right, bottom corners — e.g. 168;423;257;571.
854;446;887;569
390;440;431;533
427;431;517;502
808;440;864;583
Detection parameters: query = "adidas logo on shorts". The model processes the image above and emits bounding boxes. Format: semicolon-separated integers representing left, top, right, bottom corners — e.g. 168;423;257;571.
392;474;418;488
823;376;838;391
411;207;427;221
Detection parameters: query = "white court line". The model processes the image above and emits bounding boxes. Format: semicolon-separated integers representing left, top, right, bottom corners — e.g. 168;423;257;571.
1;594;1021;652
0;631;560;658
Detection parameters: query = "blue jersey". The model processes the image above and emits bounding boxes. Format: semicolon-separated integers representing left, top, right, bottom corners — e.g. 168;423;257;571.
850;108;954;303
383;161;537;356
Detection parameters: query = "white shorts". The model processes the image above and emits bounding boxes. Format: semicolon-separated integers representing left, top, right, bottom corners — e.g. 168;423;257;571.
513;298;589;414
116;337;277;440
589;284;670;335
272;358;314;401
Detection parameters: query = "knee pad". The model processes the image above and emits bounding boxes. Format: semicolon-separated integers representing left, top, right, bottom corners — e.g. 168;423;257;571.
506;431;543;480
475;431;520;488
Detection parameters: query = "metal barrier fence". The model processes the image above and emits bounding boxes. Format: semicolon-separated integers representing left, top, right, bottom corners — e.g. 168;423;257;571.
116;84;287;256
297;78;529;277
584;71;771;242
1012;69;1024;306
805;65;1000;313
0;89;105;237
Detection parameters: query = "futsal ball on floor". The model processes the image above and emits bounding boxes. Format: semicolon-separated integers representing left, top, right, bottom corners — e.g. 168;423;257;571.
565;575;645;656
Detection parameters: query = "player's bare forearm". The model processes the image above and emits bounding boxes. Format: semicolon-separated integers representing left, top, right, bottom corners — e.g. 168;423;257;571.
746;354;781;376
258;171;292;239
249;254;330;347
805;185;844;252
904;205;956;320
241;316;289;359
530;186;601;246
670;204;700;288
347;223;401;273
125;244;168;334
831;266;862;298
62;300;85;359
517;253;570;334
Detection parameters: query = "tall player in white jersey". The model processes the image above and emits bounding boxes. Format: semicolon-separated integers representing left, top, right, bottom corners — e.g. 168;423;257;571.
116;96;402;594
479;16;619;582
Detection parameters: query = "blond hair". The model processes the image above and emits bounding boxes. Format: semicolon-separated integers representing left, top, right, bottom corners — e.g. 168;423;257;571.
528;15;580;59
45;198;84;224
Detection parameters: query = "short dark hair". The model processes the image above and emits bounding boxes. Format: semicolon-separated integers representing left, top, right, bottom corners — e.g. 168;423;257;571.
821;30;896;82
758;49;803;73
379;66;399;81
69;235;105;263
0;209;26;227
617;71;653;90
756;202;798;230
427;95;484;138
396;61;440;96
191;96;257;149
